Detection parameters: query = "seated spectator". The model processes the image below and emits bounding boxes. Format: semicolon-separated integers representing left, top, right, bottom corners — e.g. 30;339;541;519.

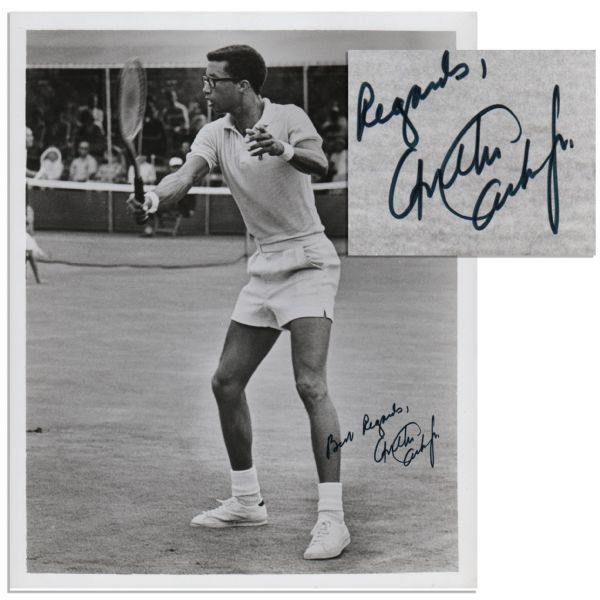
162;90;190;153
188;99;203;119
141;156;196;237
168;156;196;216
26;127;37;177
175;140;191;161
168;156;183;172
69;141;98;181
74;109;105;158
190;113;208;137
128;155;157;185
167;156;195;214
142;101;167;159
321;102;348;143
35;146;64;180
46;109;72;162
188;100;208;137
96;147;126;183
89;94;105;134
327;137;348;182
29;107;47;153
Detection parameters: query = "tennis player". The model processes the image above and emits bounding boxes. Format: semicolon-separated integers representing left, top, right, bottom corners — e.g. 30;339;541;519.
128;45;349;560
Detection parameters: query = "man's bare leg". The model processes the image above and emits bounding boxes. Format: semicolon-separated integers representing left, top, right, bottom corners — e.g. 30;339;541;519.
289;316;340;481
289;316;350;559
191;321;280;529
211;320;280;470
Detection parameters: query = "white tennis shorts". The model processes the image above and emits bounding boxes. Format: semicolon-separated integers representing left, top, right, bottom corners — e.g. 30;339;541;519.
231;232;341;330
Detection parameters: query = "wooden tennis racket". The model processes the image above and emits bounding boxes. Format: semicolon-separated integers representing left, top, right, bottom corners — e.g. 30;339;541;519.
118;58;148;223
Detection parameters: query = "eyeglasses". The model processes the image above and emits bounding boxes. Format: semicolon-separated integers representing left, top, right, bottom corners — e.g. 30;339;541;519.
202;75;237;89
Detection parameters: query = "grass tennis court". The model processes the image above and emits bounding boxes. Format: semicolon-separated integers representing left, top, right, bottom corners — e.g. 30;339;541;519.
26;232;457;575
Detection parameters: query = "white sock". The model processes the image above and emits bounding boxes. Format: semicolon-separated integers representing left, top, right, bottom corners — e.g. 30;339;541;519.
317;482;344;523
231;466;262;506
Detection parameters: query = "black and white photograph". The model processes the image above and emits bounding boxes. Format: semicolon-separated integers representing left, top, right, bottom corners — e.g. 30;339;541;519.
9;13;477;591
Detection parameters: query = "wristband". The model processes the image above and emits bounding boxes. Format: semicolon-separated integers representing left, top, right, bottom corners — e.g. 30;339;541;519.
144;190;160;214
280;142;295;162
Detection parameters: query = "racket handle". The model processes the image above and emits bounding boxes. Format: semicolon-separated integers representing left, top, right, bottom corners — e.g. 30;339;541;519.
133;176;150;224
134;176;145;204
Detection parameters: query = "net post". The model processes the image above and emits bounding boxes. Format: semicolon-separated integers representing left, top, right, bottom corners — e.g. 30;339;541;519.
105;67;114;233
204;194;210;236
302;65;309;113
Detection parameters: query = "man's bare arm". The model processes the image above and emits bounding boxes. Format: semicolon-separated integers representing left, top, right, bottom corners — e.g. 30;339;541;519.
153;154;210;211
126;154;210;220
285;140;329;177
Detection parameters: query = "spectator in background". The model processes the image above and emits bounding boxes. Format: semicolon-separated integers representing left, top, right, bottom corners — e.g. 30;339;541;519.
321;101;348;144
174;169;197;220
162;90;190;154
188;98;203;119
79;94;104;133
26;109;46;174
190;112;208;138
141;156;196;237
26;127;36;245
142;101;167;160
188;99;208;137
96;147;127;183
168;156;183;173
128;155;157;185
174;140;191;162
29;107;47;152
167;156;196;217
26;127;38;177
89;94;105;134
35;146;64;181
74;109;105;159
69;141;98;181
46;109;72;162
326;137;348;183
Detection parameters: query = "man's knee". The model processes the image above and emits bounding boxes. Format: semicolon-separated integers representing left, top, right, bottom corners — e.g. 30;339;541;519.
211;370;244;403
295;374;328;409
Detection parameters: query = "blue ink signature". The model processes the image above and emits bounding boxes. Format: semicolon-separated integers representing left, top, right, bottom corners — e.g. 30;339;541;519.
356;51;575;234
372;416;438;467
325;403;438;467
357;50;470;148
387;85;573;233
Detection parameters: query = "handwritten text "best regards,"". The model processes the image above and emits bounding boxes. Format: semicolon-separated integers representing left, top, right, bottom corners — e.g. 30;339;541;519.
356;50;574;234
326;402;439;467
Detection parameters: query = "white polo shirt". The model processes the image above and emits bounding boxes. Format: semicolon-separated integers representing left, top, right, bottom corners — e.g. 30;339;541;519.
188;98;325;244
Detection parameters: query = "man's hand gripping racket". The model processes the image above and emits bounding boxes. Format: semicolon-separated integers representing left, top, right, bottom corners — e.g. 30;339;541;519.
119;58;156;224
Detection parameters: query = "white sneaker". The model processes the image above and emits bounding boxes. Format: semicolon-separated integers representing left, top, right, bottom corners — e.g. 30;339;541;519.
303;517;350;560
190;497;267;528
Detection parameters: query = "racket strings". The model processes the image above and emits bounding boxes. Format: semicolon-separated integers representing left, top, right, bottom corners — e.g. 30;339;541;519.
118;58;147;141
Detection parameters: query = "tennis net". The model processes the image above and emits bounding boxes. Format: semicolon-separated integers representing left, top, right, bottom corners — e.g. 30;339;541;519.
25;179;348;269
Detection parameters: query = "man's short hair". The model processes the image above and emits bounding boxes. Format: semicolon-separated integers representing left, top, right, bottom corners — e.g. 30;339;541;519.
207;45;267;94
